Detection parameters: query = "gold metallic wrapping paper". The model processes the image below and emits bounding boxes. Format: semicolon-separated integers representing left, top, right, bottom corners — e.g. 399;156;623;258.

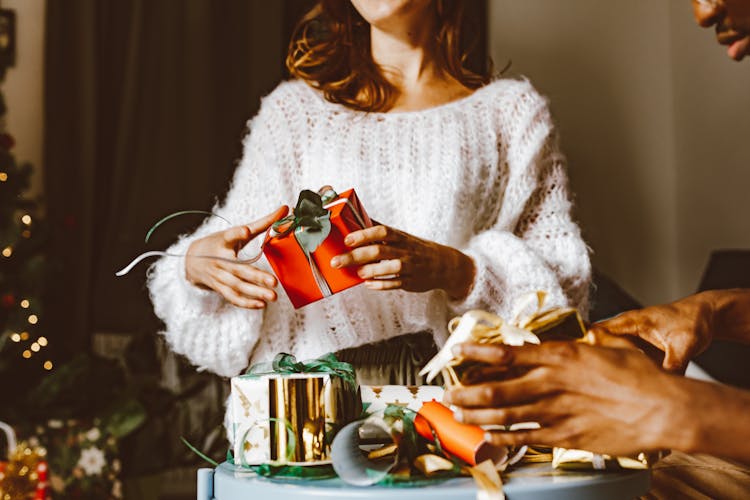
552;448;666;471
231;373;361;466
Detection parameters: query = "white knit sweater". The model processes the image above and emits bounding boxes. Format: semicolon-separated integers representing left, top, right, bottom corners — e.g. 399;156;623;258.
147;78;592;378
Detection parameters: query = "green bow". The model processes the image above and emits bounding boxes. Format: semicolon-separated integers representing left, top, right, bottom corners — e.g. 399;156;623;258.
273;190;333;264
246;352;357;391
273;190;330;238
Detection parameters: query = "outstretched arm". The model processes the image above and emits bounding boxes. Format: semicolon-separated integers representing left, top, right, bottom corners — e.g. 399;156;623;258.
591;289;750;371
147;86;295;377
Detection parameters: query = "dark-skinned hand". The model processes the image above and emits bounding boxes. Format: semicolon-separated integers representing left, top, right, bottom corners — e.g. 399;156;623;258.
444;341;691;457
589;295;715;372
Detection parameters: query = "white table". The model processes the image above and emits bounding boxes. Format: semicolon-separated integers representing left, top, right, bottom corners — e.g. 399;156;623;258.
197;462;650;499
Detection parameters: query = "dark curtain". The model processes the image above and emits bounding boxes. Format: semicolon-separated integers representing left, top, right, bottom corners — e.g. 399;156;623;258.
44;1;283;355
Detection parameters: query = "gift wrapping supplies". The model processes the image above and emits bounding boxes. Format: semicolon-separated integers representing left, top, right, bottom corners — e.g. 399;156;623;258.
359;385;510;467
229;354;361;466
420;291;661;471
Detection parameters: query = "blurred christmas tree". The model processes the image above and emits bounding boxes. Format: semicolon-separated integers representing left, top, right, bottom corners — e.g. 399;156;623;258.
0;79;51;415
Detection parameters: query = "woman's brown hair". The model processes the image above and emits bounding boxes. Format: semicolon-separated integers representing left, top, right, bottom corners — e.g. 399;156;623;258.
286;0;492;112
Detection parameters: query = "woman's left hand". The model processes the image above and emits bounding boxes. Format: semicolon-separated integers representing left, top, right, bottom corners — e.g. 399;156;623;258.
330;224;475;300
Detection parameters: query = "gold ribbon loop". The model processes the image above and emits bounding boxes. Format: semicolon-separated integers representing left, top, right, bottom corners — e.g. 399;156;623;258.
420;291;586;385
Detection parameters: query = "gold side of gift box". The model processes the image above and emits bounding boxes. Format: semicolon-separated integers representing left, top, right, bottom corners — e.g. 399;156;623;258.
230;373;361;466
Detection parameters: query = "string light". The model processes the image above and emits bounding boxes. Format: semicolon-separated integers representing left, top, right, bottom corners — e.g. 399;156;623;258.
37;336;47;346
27;314;38;325
0;171;7;181
10;333;21;342
21;230;31;238
20;299;30;308
43;361;53;370
20;331;29;341
2;246;11;257
22;350;31;359
21;214;32;225
30;342;40;352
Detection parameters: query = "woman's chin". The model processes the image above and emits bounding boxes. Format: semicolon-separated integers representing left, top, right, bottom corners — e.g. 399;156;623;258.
351;0;431;28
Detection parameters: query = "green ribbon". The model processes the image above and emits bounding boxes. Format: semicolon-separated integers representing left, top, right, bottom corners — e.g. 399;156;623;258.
271;190;334;298
246;352;357;391
117;188;342;278
273;190;330;240
225;449;337;480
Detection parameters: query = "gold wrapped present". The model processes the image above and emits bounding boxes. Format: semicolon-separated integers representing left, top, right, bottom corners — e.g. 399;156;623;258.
230;353;361;466
421;291;585;386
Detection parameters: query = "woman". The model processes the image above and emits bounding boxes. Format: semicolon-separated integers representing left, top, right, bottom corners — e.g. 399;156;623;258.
147;0;591;384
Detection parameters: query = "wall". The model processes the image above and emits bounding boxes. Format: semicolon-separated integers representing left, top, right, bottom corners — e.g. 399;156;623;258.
2;0;45;198
669;2;750;295
489;0;677;305
489;0;749;305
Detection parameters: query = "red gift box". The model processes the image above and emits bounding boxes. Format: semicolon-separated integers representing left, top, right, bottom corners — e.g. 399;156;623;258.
263;188;373;308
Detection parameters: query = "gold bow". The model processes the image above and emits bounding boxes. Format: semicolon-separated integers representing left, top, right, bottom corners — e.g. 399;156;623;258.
420;292;585;386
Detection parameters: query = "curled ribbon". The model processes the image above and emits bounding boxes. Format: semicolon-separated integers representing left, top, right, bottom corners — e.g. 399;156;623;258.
420;291;588;385
330;405;505;500
115;188;338;281
0;421;17;455
420;292;555;384
114;209;269;277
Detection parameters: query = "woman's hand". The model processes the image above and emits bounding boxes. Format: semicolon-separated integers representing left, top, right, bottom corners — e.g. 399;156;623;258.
329;224;475;300
443;342;694;457
589;294;715;372
185;206;288;309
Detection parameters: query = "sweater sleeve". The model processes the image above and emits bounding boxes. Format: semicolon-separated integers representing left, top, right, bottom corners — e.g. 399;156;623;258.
452;87;591;319
147;89;294;377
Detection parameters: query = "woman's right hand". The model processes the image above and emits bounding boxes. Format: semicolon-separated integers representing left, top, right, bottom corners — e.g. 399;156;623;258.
185;206;288;309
